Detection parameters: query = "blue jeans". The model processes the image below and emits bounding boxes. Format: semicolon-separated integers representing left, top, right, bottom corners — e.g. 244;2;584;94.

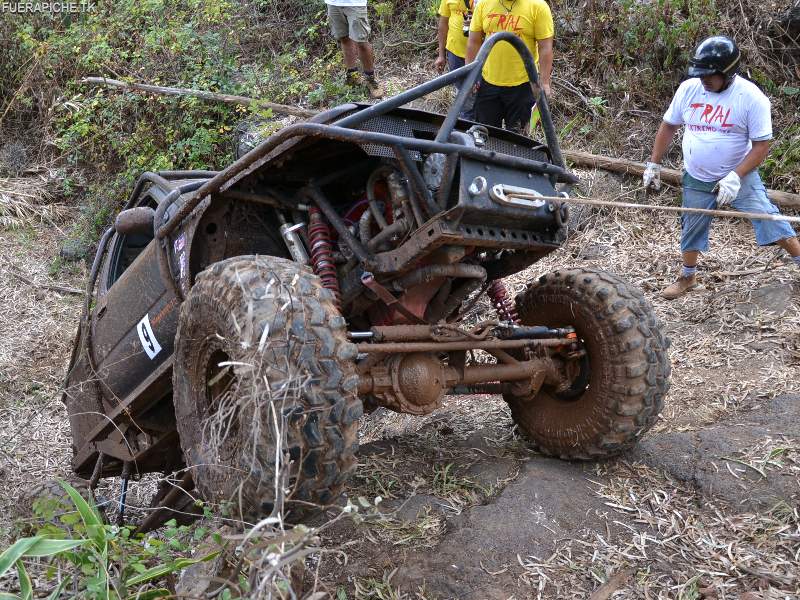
681;170;796;253
446;50;475;120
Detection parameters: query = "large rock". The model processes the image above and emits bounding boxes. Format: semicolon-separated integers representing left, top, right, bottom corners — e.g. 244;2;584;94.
632;394;800;512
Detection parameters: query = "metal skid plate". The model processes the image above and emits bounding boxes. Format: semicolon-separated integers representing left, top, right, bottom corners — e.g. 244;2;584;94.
372;212;561;275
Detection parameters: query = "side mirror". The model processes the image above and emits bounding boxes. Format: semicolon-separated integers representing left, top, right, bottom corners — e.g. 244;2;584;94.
115;206;155;236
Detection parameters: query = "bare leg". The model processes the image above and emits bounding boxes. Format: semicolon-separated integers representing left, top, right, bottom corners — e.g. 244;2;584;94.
776;236;800;257
356;41;375;73
339;37;358;69
682;250;700;267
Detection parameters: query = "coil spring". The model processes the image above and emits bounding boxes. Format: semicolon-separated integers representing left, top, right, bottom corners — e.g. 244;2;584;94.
308;207;341;309
487;279;520;324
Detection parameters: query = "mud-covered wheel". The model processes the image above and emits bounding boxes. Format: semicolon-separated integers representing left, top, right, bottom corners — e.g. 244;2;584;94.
173;255;362;520
504;268;670;459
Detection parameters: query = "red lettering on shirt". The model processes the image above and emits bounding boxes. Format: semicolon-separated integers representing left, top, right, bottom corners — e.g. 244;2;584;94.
689;103;705;119
700;104;713;122
721;108;734;128
485;12;524;33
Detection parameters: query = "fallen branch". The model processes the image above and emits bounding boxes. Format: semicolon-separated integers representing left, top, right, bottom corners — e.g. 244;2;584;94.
7;268;85;296
81;77;800;209
81;77;316;119
589;569;633;600
563;149;800;209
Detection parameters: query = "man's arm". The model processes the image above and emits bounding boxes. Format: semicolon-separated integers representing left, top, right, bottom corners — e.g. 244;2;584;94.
734;140;770;178
435;16;449;72
536;37;553;97
649;121;681;163
465;31;483;63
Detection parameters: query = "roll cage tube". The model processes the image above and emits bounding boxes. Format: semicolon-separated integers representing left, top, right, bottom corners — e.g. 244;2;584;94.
158;31;575;242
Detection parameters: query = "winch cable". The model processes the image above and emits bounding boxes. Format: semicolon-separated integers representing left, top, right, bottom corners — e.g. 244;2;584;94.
501;186;800;225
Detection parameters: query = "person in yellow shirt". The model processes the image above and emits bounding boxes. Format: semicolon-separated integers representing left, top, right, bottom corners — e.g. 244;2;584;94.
435;0;480;118
466;0;554;133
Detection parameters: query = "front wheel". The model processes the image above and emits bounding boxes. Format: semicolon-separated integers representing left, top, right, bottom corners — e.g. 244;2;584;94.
504;268;670;459
173;256;362;520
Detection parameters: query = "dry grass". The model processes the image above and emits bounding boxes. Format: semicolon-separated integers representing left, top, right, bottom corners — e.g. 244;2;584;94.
518;459;800;599
0;219;81;535
0;173;68;230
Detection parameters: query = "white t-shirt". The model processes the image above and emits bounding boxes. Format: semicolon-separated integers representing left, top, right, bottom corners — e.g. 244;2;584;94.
663;76;772;182
326;0;367;6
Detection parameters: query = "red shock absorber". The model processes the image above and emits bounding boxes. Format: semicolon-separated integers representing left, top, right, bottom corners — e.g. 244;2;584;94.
307;207;341;309
487;279;520;324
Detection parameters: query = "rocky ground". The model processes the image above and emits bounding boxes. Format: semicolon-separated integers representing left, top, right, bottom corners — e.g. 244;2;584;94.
0;169;798;598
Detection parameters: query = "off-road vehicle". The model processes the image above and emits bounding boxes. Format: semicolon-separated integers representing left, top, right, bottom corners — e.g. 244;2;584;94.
62;35;670;529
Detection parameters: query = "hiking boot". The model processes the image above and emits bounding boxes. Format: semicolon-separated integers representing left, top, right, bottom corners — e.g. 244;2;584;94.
365;75;384;99
662;274;698;300
345;70;362;87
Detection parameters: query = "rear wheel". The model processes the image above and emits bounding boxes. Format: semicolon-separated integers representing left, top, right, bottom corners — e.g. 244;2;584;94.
173;256;362;520
504;268;670;459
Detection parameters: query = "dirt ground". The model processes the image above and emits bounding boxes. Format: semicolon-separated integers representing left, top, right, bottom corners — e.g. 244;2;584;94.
1;169;798;598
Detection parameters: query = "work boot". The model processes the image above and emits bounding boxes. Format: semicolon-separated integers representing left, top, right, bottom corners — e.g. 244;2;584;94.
661;274;698;300
364;75;384;99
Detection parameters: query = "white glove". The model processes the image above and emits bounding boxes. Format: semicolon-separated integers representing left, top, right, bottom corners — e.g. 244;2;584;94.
713;171;740;207
643;162;662;190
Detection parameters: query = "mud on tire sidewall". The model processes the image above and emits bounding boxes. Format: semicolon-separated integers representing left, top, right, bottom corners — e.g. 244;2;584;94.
505;268;670;459
172;255;362;519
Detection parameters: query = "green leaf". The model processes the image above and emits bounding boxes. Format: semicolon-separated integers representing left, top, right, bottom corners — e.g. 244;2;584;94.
25;538;89;557
58;480;101;527
46;576;70;600
0;537;41;577
57;481;104;548
124;553;219;586
17;561;32;600
780;86;800;96
0;594;21;600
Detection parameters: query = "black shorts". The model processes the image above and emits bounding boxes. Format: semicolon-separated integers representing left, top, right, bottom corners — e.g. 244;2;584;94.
473;80;535;134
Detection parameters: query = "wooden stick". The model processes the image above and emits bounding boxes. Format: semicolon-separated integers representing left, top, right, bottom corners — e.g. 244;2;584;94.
506;192;800;224
562;149;800;209
81;76;316;119
589;569;633;600
80;77;800;208
7;269;85;296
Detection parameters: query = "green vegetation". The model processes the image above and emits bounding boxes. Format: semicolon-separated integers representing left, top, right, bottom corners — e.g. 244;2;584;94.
1;0;797;250
0;481;214;599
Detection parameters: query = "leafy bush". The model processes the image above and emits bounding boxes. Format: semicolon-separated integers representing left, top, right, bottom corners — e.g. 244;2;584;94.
0;480;214;599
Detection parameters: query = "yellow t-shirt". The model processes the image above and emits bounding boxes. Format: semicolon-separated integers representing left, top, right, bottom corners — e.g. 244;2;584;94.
469;0;554;87
438;0;478;59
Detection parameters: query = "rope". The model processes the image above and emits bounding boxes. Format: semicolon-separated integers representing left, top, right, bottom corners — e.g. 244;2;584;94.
504;189;800;224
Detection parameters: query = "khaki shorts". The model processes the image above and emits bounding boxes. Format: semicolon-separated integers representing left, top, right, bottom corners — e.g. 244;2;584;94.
327;4;371;42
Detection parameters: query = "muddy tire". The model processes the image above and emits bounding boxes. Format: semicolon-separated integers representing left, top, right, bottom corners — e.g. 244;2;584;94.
504;268;670;459
173;255;362;520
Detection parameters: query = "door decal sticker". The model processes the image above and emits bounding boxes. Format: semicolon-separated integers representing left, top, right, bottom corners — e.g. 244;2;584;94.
137;313;162;360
